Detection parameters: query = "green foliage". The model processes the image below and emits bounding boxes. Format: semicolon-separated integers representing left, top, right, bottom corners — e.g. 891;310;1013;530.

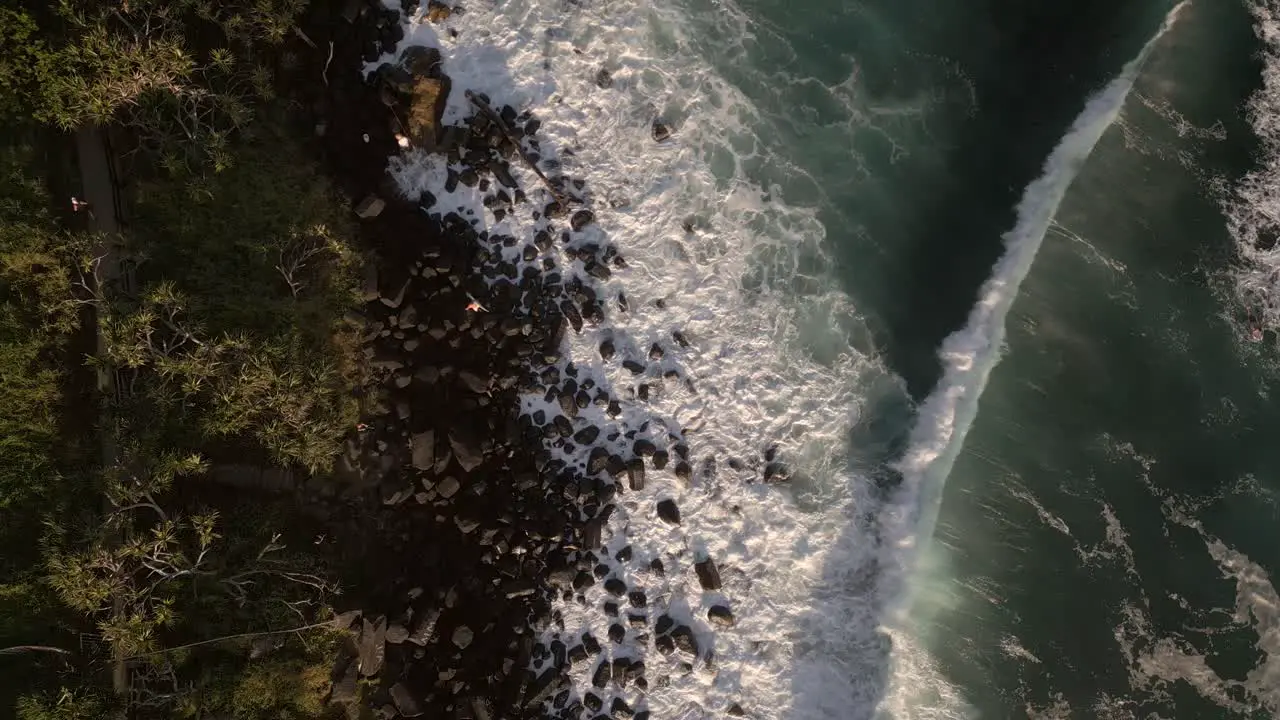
101;132;363;473
0;1;365;715
224;655;332;719
0;131;79;514
0;9;43;119
15;688;109;720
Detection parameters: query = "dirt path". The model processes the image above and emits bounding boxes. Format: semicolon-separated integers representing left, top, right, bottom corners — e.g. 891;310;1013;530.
73;124;128;698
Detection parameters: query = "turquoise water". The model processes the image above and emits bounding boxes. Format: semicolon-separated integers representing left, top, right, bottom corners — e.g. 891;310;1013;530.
669;0;1280;715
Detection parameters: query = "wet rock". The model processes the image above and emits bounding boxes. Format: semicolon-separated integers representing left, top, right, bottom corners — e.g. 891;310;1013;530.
358;616;387;676
469;696;496;720
600;339;616;361
408;608;440;645
707;604;735;627
612;697;635;719
592;659;611;688
341;0;363;23
655;614;674;635
656;499;681;525
652;120;673;142
361;263;380;302
603;577;627;596
728;703;747;716
622;359;646;375
764;461;790;482
380;278;411;309
674;460;692;482
651;449;669;470
671;625;698;656
386;621;410;644
426;0;452;22
570;209;595;231
588;447;610;475
695;557;722;590
606;454;627;478
459;369;489;393
594;67;614;88
449;429;485;472
453;624;475;649
355;194;386;218
648;343;664;360
331;658;359;704
410;430;436;471
626;458;645;490
608;623;625;643
436;475;460;499
554;415;574;438
401;45;442;77
407;75;450;149
574;425;601;445
391;682;425;717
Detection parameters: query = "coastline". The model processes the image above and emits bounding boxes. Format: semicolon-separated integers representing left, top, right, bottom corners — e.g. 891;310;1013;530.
297;0;764;716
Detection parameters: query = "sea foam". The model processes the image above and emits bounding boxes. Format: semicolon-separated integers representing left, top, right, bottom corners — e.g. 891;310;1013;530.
371;0;909;717
369;0;1190;715
1227;0;1280;338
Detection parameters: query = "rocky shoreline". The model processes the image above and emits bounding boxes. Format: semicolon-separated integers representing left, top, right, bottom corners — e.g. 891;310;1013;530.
287;1;780;717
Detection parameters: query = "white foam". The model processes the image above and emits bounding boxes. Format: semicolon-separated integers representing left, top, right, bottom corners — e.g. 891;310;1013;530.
1098;436;1280;716
371;0;917;717
874;4;1186;711
1227;0;1280;339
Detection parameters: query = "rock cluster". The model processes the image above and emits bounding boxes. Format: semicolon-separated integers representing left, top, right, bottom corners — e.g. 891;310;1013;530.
299;0;781;717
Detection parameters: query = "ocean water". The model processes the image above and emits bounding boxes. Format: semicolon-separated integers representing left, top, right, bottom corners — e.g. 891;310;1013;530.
374;0;1280;716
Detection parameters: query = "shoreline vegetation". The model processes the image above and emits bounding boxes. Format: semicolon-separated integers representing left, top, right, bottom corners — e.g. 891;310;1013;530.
2;0;370;716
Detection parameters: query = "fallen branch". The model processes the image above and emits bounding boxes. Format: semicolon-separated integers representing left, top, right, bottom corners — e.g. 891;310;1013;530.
0;645;73;657
122;618;341;661
465;90;568;207
323;41;334;87
293;26;317;49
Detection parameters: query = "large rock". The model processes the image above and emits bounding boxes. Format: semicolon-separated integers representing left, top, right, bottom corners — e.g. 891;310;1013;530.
695;557;722;590
355;194;386;219
390;683;424;717
453;624;475;649
330;658;359;704
358;616;387;676
361;263;380;302
458;369;489;394
707;604;735;627
406;75;451;150
380;278;410;309
411;430;435;471
408;608;440;645
386;622;410;644
449;429;485;472
400;45;442;77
